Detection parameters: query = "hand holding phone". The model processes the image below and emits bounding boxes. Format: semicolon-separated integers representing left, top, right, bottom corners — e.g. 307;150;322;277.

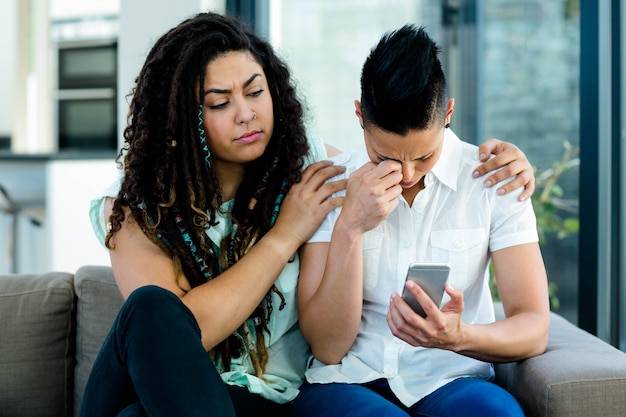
401;262;451;318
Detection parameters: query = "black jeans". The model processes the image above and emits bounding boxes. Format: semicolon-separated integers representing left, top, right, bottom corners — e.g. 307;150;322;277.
80;285;289;417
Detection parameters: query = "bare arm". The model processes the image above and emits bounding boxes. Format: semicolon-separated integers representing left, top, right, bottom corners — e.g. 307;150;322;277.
387;243;550;363
298;232;363;364
107;160;347;351
298;161;402;364
325;143;342;157
474;138;536;202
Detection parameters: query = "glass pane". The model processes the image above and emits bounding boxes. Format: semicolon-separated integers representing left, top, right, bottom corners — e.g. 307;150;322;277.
277;0;442;151
58;44;117;89
275;0;580;323
60;46;116;79
480;0;580;323
59;98;117;150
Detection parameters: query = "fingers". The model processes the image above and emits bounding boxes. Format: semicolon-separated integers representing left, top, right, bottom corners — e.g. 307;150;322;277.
387;282;437;339
293;160;348;206
492;169;535;202
476;138;508;162
472;144;519;179
349;160;378;178
387;282;465;349
340;161;402;233
440;283;464;314
351;160;403;196
473;138;535;201
375;161;404;194
299;160;346;190
387;293;425;347
273;161;347;245
403;280;438;317
479;163;535;202
518;174;535;202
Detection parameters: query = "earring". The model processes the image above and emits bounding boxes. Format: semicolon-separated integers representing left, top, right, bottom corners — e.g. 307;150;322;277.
445;123;450;129
198;105;211;169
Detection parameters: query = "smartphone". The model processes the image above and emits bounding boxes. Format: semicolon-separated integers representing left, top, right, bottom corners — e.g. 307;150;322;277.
401;262;451;318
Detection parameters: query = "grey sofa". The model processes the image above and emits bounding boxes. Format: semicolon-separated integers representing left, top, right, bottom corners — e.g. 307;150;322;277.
1;266;626;417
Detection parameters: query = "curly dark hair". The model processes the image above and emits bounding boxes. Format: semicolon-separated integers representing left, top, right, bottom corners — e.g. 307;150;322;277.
105;12;309;376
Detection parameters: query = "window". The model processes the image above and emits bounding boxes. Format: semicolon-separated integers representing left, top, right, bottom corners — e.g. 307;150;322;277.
56;40;117;151
273;0;580;324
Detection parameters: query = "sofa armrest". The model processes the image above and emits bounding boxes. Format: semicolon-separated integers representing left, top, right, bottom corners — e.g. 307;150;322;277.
0;271;75;417
73;265;124;417
494;305;626;417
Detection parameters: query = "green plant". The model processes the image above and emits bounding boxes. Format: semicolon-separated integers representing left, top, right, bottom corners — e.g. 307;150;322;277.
533;141;580;245
490;141;580;310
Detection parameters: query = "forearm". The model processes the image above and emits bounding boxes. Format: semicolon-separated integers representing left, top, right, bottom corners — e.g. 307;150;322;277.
453;311;549;363
184;228;301;350
299;223;365;364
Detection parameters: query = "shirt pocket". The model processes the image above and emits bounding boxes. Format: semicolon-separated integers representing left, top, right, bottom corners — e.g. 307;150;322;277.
430;229;487;289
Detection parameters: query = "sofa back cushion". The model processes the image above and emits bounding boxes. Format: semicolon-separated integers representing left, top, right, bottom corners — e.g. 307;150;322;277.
73;265;123;417
0;272;75;417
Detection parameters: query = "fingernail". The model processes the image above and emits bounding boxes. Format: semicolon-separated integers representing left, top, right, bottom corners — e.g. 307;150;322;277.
406;280;415;288
484;179;493;187
479;153;487;161
472;170;480;178
497;188;505;195
519;195;527;201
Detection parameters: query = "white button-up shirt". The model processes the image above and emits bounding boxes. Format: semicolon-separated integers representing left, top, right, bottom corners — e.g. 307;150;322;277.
306;129;538;406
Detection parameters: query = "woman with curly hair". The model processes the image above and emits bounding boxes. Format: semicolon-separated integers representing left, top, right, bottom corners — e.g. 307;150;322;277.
82;12;535;417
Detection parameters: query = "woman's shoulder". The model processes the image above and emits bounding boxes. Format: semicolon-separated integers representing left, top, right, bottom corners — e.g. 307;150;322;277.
305;136;328;164
88;176;123;247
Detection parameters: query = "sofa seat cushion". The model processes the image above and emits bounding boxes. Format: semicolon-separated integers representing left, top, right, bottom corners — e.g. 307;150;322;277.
0;272;75;417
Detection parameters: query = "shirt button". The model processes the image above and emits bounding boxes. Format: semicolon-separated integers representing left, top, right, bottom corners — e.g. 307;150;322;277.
384;368;398;377
454;239;463;249
403;240;411;248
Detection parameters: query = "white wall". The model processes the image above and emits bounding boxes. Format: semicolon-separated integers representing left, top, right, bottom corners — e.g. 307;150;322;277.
273;1;430;153
0;0;232;274
0;160;47;274
46;159;121;272
0;0;16;139
43;0;227;273
117;0;223;149
50;0;119;19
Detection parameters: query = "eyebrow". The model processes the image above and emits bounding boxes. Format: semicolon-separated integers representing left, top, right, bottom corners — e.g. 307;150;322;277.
204;73;262;95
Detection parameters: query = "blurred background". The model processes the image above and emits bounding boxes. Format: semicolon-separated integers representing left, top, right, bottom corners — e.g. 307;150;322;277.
0;0;623;350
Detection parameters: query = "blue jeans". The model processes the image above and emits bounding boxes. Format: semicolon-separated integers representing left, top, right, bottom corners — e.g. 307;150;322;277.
80;285;290;417
291;377;524;417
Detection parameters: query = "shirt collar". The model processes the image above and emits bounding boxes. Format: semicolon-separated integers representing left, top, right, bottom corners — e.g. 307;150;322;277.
429;128;462;192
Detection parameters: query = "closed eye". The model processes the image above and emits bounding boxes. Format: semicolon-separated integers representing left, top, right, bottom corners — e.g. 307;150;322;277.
209;101;228;110
248;89;264;97
208;89;264;110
